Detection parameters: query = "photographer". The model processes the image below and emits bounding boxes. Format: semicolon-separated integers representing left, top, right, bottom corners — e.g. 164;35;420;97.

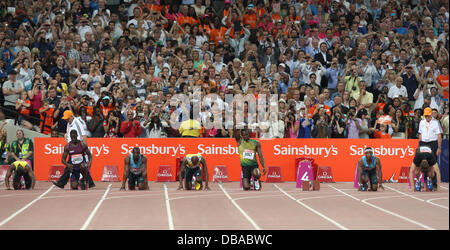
330;108;346;138
104;110;121;138
345;107;362;139
88;106;105;138
285;110;300;138
312;114;331;138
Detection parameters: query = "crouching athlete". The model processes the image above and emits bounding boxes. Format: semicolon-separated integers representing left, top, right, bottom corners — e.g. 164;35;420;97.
4;160;35;190
409;146;441;191
177;153;210;191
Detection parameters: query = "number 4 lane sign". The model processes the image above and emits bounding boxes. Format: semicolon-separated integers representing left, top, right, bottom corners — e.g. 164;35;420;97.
296;161;314;188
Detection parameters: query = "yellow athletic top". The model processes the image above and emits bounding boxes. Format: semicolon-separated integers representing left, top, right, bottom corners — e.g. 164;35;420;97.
13;160;28;171
185;154;203;168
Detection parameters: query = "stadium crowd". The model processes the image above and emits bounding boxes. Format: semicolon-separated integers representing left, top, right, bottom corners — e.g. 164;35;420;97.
0;0;448;142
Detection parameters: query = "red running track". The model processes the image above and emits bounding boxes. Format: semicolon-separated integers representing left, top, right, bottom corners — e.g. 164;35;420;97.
0;181;448;230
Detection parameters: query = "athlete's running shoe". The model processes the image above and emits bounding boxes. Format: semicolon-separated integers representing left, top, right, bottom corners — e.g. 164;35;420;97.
415;179;422;191
426;177;433;191
52;181;64;189
254;179;261;191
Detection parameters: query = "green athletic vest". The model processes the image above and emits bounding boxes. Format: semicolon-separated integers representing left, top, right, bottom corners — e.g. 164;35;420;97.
238;139;258;167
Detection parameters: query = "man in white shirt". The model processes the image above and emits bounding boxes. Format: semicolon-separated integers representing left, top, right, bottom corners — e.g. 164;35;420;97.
418;107;443;190
387;76;408;102
2;70;24;120
418;107;443;157
62;110;89;145
53;110;95;189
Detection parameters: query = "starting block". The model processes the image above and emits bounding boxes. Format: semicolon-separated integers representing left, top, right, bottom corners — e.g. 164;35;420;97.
212;165;230;182
101;165;120;182
316;166;334;183
302;180;320;191
265;166;283;183
296;160;314;189
48;165;65;182
156;165;174;182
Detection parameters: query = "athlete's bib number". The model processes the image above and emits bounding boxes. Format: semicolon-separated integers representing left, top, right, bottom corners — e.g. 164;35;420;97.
243;150;255;160
71;154;84;164
419;146;432;153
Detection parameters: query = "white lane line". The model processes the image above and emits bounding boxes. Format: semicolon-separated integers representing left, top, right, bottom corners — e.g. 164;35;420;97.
0;185;54;227
386;186;449;210
233;194;285;201
328;184;435;230
384;186;425;202
218;183;261;230
273;184;348;230
81;184;112;230
164;184;175;230
426;198;449;210
439;185;448;190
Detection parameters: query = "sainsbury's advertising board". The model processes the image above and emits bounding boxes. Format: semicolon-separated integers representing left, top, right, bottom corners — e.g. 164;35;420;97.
34;138;419;182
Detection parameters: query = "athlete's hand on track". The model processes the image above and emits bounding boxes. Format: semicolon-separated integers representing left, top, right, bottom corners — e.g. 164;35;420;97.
177;185;184;190
120;186;126;190
378;184;384;190
204;186;210;191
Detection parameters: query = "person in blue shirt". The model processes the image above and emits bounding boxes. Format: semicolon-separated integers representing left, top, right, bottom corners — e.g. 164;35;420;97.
121;147;149;190
297;107;313;138
357;147;384;191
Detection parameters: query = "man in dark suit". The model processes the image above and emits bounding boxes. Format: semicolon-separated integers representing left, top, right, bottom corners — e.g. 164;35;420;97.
259;46;280;70
314;42;332;68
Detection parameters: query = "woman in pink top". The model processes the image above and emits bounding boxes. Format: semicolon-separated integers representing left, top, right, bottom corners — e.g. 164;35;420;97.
285;112;300;138
27;78;46;126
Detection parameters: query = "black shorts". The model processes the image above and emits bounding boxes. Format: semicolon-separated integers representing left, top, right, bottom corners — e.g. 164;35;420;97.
242;165;259;180
70;164;88;183
128;171;145;187
184;166;202;182
413;152;436;169
361;168;378;185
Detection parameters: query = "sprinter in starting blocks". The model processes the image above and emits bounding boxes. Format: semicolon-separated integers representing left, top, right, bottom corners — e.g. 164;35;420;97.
121;147;149;190
178;153;210;191
235;128;266;191
357;147;384;191
409;146;441;192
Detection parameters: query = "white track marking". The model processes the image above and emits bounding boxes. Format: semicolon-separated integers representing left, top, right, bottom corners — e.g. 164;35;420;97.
218;183;261;230
426;198;449;210
384;186;425;201
0;185;54;227
328;184;435;230
273;184;348;230
386;185;449;210
81;184;112;230
164;184;175;230
233;194;285;201
439;185;448;190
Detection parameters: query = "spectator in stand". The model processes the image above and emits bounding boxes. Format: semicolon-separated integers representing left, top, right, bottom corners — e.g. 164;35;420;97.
0;0;446;142
15;90;33;130
120;108;142;138
39;99;55;135
2;70;24;120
